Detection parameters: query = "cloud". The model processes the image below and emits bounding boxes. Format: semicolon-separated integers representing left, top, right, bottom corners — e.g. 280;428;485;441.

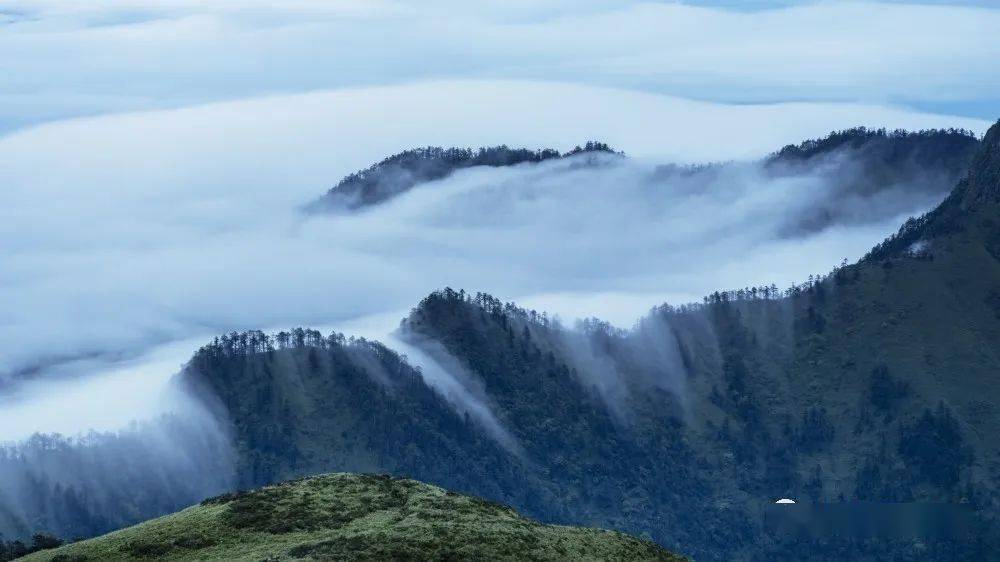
0;338;208;442
387;331;524;455
0;79;987;440
1;1;997;133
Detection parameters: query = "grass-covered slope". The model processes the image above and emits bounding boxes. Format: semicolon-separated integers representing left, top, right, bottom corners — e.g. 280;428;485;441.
23;473;681;562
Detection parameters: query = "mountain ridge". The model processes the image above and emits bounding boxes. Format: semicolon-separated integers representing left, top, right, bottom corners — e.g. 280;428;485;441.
307;141;619;211
307;127;979;215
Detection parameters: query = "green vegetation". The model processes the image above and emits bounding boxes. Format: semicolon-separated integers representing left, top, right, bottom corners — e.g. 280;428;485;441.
23;473;681;562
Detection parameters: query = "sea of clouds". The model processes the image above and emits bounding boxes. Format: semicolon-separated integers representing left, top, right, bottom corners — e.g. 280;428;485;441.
0;80;991;441
2;0;998;442
1;0;997;540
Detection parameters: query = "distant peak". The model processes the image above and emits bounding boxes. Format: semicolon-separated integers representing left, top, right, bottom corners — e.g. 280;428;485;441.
307;142;621;212
565;141;620;156
766;126;978;167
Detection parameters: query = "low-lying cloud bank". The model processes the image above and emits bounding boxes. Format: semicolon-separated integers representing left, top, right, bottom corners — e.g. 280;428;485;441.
0;78;988;541
0;80;989;441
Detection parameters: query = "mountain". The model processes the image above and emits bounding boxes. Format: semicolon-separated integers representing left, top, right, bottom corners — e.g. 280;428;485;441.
764;127;979;233
767;126;977;171
865;122;1000;261
182;121;1000;559
4;123;996;559
19;473;681;561
306;128;978;223
306;141;619;211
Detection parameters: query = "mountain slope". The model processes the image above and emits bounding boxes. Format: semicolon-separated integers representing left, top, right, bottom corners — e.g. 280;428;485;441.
183;122;1000;559
866;121;1000;261
22;473;681;562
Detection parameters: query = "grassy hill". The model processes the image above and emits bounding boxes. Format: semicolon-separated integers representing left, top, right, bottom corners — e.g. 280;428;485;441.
22;473;681;561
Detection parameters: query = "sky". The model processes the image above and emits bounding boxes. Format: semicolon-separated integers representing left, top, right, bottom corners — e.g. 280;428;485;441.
1;0;998;134
0;0;997;440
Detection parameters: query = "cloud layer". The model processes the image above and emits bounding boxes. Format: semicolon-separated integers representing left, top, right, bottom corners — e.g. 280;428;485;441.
0;79;988;439
1;1;998;133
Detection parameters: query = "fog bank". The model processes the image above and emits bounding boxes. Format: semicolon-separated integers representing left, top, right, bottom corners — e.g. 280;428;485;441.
0;80;986;443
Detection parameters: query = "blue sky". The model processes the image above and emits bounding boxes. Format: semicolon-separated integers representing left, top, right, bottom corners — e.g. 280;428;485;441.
1;0;997;135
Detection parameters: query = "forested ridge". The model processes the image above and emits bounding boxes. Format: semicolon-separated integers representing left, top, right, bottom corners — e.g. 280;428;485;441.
308;141;619;210
768;126;976;166
309;128;978;218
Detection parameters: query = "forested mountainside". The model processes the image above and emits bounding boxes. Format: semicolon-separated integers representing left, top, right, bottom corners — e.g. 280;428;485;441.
171;123;1000;559
763;127;978;232
729;127;979;233
0;418;233;548
3;123;995;560
306;141;618;211
865;122;1000;262
768;126;977;169
23;473;681;562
